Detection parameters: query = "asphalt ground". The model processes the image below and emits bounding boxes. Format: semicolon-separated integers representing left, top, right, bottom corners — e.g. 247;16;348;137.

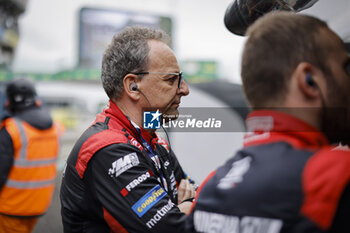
33;174;63;233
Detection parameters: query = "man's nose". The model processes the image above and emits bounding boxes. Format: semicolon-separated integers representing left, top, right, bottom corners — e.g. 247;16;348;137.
177;80;190;96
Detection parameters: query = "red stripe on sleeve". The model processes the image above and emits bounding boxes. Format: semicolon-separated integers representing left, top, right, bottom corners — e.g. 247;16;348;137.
75;130;128;178
301;148;350;230
102;207;129;233
188;170;217;215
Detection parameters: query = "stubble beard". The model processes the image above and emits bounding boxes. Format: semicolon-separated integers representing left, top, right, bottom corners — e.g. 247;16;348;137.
321;81;350;144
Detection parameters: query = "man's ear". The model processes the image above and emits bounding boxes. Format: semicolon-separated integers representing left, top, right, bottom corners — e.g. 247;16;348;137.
123;73;141;101
295;62;320;99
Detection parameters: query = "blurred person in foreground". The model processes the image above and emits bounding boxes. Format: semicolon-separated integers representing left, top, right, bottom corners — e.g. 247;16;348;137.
186;12;350;233
60;26;195;233
0;78;60;233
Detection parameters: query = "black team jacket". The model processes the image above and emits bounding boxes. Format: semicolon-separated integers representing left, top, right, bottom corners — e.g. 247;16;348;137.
186;110;350;233
60;101;191;233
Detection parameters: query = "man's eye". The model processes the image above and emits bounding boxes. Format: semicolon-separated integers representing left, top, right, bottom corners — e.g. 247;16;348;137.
167;76;177;84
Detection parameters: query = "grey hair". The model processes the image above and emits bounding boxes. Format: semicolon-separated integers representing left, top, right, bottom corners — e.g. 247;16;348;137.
101;26;171;100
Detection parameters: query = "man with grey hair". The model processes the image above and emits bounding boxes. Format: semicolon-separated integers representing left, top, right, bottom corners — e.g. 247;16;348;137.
186;12;350;233
60;27;195;233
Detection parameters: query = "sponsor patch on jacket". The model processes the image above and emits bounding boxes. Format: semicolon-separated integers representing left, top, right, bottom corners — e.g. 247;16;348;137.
120;170;153;197
108;153;139;177
146;199;175;228
131;185;166;217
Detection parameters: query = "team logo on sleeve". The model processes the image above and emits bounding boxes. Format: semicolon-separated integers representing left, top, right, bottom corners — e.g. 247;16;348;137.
217;156;252;189
131;185;166;217
108;153;140;177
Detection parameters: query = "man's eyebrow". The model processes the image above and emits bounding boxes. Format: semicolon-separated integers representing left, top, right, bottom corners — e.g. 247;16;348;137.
162;75;178;81
164;72;180;77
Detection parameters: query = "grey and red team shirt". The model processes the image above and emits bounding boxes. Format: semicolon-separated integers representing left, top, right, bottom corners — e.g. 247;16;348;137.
186;110;350;233
60;101;191;233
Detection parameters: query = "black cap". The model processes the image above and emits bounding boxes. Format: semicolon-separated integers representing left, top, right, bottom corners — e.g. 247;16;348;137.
6;78;37;111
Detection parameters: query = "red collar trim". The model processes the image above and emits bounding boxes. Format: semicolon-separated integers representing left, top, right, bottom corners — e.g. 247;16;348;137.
244;110;329;149
104;100;158;148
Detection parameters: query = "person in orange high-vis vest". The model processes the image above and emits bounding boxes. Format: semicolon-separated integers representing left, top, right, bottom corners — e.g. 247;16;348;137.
0;78;60;233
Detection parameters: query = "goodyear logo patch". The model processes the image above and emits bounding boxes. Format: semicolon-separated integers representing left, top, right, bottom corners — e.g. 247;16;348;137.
132;185;166;217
